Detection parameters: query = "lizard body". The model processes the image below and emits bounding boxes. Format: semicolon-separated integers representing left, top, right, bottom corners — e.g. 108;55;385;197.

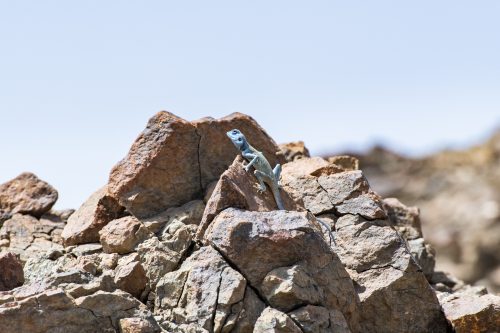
226;129;284;210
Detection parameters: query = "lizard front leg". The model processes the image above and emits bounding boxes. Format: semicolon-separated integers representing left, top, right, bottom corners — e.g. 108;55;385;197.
242;153;258;172
254;170;268;193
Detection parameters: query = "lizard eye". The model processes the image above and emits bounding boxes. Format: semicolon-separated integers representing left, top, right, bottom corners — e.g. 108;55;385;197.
232;130;237;134
238;138;242;142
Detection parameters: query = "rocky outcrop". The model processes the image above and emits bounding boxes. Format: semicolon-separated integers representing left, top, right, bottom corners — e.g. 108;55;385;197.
0;173;58;218
108;112;282;219
344;131;500;292
0;252;24;291
61;186;125;246
2;112;499;333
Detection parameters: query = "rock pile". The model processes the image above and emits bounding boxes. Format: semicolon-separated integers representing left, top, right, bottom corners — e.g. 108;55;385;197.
344;132;500;293
0;112;498;333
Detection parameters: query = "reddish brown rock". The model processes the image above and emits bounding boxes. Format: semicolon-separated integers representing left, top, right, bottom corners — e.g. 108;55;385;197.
205;208;361;333
194;112;285;189
440;293;500;333
108;112;284;219
61;186;124;246
196;156;304;241
0;172;58;217
279;141;311;162
99;216;152;254
108;112;201;218
0;252;24;291
114;254;148;298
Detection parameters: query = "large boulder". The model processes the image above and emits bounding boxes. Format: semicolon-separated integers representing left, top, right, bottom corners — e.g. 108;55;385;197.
196;156;303;241
108;112;283;219
61;186;125;246
0;252;24;291
204;208;360;333
99;216;152;254
334;214;449;333
154;246;265;333
0;172;58;218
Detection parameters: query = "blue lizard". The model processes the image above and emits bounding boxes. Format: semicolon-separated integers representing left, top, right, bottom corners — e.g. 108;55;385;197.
226;129;285;210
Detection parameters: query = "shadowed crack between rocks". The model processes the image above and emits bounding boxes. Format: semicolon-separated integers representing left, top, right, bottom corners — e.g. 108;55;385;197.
210;271;223;332
208;243;271;309
194;128;204;195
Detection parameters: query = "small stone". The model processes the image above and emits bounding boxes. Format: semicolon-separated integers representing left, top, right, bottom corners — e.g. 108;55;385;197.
99;216;152;254
0;252;24;291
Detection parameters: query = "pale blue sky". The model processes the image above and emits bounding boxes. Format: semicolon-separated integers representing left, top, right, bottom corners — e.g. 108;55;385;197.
0;1;499;209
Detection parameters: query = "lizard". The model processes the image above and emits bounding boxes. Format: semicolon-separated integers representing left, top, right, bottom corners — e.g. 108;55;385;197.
226;129;285;210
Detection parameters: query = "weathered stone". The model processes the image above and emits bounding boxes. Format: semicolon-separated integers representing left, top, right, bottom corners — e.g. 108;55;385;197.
0;172;58;217
70;243;103;257
254;307;302;333
194;112;285;189
141;199;205;234
196;156;303;241
99;216;152;254
440;293;500;333
279;141;311;162
155;246;261;333
288;305;351;333
327;155;359;171
108;111;201;218
114;254;148;298
335;214;448;333
62;186;125;246
205;208;360;333
0;288;157;333
109;112;283;219
0;213;64;262
261;265;323;312
281;159;385;219
0;252;24;291
383;198;423;240
119;317;161;333
408;237;436;279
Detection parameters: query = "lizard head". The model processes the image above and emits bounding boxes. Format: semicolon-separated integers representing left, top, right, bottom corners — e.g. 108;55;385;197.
226;129;247;149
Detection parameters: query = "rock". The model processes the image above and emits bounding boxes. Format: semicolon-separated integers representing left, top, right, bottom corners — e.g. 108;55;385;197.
114;254;148;298
0;213;64;262
335;214;448;333
137;223;194;289
288;305;351;333
155;246;263;333
254;307;302;333
205;208;360;333
327;155;359;171
0;252;24;291
440;293;500;333
194;112;285;189
70;243;103;257
108;112;283;219
279;141;311;161
108;111;201;218
99;216;152;254
196;156;303;241
281;158;385;219
0;288;157;333
119;317;161;333
141;199;205;234
61;186;125;246
0;172;58;217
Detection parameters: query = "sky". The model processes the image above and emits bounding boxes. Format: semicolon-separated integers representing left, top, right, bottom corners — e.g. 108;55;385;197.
0;1;499;209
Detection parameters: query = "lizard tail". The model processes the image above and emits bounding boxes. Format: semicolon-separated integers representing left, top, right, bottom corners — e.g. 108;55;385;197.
273;164;282;187
271;184;285;210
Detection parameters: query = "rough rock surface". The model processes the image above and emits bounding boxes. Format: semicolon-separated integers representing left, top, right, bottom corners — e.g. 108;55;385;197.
279;141;311;162
0;252;24;291
108;112;282;219
99;216;152;254
62;186;125;246
2;112;499;333
0;172;58;217
196;156;303;241
205;208;361;333
345;131;500;292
